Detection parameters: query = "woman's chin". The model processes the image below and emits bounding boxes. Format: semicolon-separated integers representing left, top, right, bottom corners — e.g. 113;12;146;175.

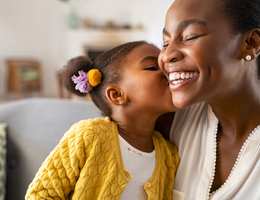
172;97;194;110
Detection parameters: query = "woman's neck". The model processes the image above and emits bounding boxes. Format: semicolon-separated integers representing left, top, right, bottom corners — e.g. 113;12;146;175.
210;87;260;138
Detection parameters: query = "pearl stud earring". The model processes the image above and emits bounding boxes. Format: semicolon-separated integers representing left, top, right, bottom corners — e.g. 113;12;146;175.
246;55;251;61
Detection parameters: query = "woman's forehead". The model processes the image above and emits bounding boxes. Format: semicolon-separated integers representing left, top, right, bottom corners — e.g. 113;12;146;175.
167;0;219;20
165;0;223;31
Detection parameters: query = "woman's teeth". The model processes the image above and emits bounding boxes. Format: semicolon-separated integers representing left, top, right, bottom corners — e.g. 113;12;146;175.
169;71;198;85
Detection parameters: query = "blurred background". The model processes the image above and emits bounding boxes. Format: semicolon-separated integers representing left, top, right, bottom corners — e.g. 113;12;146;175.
0;0;173;102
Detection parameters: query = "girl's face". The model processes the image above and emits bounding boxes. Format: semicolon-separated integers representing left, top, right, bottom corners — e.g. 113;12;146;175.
158;0;246;109
120;43;176;115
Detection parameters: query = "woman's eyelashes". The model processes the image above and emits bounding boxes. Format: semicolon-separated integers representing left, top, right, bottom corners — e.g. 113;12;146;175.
162;33;207;48
183;33;208;43
184;35;199;41
162;35;199;48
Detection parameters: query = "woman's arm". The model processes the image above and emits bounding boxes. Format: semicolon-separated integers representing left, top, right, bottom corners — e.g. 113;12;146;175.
155;112;175;140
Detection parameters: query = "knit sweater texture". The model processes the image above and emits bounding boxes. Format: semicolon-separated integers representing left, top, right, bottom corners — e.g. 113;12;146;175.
25;117;179;200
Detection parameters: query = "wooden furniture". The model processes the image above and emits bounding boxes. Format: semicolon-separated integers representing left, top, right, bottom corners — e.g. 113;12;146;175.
56;70;72;99
6;59;43;99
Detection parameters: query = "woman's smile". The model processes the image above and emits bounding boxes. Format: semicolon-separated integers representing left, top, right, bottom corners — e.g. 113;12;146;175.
167;71;199;90
169;71;199;84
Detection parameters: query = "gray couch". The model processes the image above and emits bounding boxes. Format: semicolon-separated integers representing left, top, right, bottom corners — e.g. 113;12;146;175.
0;98;102;200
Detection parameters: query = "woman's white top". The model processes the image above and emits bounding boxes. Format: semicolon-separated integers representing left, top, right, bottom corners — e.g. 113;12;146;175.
118;134;156;200
170;102;260;200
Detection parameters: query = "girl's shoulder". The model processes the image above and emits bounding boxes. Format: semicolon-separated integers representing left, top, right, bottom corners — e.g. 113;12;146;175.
153;131;179;169
65;117;115;138
153;131;178;155
72;117;113;129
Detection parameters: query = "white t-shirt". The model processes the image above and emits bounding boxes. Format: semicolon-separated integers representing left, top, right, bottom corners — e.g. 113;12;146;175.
118;134;156;200
170;102;260;200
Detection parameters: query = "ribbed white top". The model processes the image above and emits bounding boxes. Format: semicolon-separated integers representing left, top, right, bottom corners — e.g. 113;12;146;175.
119;134;156;200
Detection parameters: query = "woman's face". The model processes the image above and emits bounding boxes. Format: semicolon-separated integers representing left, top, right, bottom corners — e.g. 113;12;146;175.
159;0;246;109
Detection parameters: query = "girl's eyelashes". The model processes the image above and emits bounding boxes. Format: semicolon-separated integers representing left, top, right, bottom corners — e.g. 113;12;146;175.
163;43;169;48
145;66;158;71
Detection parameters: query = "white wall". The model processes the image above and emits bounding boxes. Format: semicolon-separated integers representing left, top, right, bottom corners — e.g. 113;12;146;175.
0;0;173;99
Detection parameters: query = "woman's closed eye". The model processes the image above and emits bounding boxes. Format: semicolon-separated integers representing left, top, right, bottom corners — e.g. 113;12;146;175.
183;33;208;43
185;35;199;41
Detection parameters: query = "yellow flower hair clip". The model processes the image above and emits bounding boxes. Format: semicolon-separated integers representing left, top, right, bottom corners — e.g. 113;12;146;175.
71;69;102;93
88;69;102;87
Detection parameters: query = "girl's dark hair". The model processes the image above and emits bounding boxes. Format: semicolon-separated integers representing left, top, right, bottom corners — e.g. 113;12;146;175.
218;0;260;74
60;40;148;117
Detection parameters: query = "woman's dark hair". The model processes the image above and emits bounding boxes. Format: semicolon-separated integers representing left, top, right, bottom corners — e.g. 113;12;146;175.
218;0;260;74
60;40;148;117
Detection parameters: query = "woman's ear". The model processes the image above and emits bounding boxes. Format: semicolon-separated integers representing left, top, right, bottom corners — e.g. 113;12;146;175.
242;29;260;60
106;86;128;105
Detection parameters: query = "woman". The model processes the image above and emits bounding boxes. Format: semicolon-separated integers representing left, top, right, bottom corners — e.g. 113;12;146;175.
158;0;260;199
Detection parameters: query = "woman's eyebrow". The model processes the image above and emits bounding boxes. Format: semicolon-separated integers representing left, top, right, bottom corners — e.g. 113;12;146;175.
178;19;208;28
139;56;158;64
163;19;208;35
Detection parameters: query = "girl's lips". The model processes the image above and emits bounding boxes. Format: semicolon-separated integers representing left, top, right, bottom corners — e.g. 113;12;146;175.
168;71;199;89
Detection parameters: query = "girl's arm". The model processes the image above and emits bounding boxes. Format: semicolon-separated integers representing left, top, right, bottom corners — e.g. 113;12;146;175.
25;122;90;200
155;112;175;140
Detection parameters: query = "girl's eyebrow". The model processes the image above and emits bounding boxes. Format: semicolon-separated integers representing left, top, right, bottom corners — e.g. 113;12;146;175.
139;56;158;64
163;19;208;35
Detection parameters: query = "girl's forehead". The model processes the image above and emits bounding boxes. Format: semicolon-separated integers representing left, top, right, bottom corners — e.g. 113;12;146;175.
130;44;160;59
124;44;160;67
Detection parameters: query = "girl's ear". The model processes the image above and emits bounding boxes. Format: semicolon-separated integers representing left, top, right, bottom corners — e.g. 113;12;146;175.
106;86;128;105
241;29;260;60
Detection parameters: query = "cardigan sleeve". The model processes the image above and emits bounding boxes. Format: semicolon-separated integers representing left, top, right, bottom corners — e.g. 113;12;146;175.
166;139;179;171
25;120;95;200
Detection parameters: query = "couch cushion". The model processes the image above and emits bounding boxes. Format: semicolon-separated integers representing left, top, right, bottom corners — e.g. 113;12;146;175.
0;98;102;200
0;123;6;200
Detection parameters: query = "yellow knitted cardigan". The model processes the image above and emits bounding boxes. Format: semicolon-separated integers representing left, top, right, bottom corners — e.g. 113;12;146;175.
25;117;179;200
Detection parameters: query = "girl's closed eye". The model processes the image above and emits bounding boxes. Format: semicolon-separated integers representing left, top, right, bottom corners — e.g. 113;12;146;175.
163;43;169;48
145;66;158;71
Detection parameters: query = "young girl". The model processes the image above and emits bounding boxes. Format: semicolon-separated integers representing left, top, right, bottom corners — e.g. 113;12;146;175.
25;41;179;200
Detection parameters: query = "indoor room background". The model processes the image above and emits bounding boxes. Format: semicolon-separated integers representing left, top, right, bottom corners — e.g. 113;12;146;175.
0;0;173;101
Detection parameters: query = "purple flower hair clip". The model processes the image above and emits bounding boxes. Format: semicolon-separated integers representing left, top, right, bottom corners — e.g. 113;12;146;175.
71;70;93;93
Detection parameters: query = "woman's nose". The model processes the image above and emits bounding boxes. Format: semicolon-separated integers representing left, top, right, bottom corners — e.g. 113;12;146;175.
161;47;184;64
